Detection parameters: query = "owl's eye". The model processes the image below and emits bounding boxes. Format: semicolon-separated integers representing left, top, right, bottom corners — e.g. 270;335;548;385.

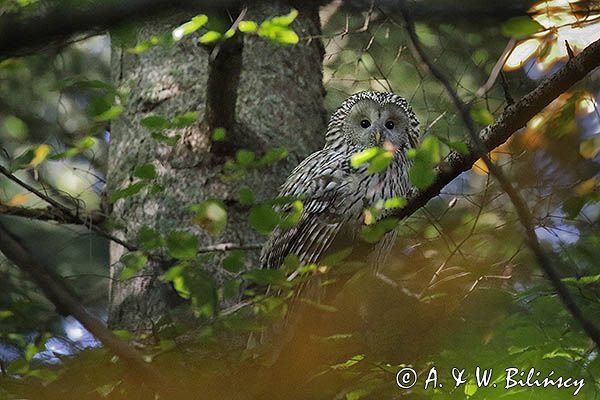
360;119;371;128
385;120;395;129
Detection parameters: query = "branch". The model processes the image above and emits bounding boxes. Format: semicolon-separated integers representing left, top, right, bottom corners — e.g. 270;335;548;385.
391;36;600;221
0;0;532;60
400;7;600;347
0;165;135;251
0;204;105;224
0;222;172;394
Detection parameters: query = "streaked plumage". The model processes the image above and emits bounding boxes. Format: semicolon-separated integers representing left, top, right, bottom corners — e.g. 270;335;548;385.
260;91;420;271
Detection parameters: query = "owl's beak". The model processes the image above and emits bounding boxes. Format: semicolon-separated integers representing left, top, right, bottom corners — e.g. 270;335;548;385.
374;131;382;145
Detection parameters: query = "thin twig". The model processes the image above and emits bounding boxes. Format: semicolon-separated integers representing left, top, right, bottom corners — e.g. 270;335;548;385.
401;6;600;347
0;165;136;251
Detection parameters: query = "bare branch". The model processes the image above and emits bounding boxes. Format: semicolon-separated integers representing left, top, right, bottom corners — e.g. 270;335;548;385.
0;204;105;225
0;0;532;60
400;7;600;347
0;222;171;394
0;165;136;251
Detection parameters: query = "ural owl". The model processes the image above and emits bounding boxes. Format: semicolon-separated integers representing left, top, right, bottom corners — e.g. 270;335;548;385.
260;91;420;271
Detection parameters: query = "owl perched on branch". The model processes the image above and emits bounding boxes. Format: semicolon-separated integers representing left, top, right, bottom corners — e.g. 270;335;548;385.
260;91;420;272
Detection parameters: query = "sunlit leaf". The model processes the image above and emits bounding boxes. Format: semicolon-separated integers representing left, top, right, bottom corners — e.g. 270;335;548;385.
351;147;379;167
172;15;208;41
501;16;544;38
189;199;227;235
238;21;258;33
199;31;222;44
384;197;407;209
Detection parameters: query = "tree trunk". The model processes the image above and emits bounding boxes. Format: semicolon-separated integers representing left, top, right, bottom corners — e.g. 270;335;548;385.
107;3;325;332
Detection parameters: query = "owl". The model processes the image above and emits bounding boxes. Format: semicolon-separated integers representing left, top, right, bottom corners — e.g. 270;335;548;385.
260;91;420;272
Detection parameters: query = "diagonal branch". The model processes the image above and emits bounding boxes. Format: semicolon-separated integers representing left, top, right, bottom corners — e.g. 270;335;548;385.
0;222;172;394
400;7;600;347
390;36;600;222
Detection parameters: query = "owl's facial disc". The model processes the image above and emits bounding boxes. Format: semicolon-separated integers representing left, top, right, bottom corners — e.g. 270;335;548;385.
345;100;411;151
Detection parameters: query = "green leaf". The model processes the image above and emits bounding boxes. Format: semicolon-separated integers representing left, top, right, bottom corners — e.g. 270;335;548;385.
151;132;180;147
562;274;600;286
351;147;379;168
407;136;440;189
320;247;353;266
448;140;469;155
137;226;164;250
238;186;255;205
224;279;241;300
212;127;226;141
236;149;256;166
171;111;199;128
501;16;544;38
189;199;228;235
464;382;478;396
384;197;407;209
257;147;288;166
270;9;298;27
0;310;14;319
2;115;28;139
141;115;170;130
330;354;364;370
242;269;290;287
360;218;399;243
163;264;217;317
249;204;280;234
110;181;148;202
93;104;123;122
238;21;258;33
199;31;222;43
223;250;245;273
120;251;148;280
366;150;393;174
133;163;157;180
280;200;303;228
166;231;198;260
470;106;494;126
409;162;437;189
172;14;208;41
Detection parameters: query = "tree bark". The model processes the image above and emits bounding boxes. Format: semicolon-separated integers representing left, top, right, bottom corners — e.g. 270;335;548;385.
107;3;325;331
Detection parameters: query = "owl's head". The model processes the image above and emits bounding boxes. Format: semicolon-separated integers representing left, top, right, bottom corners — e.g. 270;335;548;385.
326;91;420;151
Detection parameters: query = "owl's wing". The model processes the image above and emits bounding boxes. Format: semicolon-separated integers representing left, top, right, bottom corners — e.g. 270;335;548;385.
260;149;354;269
